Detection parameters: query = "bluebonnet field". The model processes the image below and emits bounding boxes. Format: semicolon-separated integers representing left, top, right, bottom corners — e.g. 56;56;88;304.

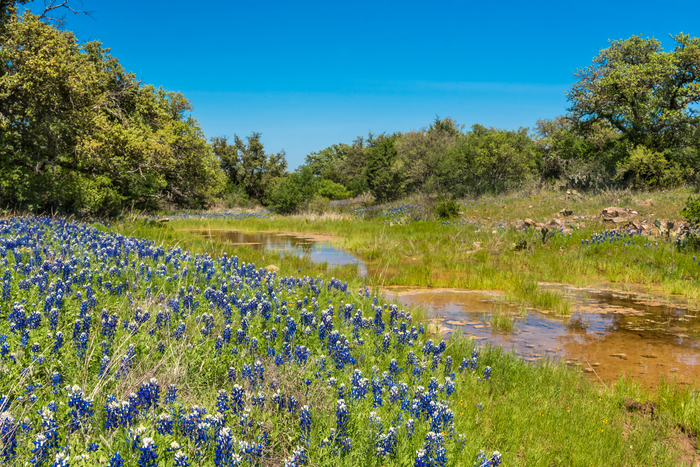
0;217;501;466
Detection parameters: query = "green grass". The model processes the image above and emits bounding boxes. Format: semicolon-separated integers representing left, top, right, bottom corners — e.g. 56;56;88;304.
102;186;700;465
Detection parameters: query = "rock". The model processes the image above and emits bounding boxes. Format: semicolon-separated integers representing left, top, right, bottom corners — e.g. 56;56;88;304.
602;207;628;219
610;353;628;360
549;219;563;227
157;218;170;223
640;199;653;207
560;208;573;216
524;218;536;227
265;265;280;272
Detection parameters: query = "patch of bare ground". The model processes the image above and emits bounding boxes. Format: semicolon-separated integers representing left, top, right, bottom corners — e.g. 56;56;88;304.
623;398;699;466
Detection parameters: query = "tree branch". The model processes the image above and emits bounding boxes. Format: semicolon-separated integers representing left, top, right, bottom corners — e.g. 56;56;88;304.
38;0;93;27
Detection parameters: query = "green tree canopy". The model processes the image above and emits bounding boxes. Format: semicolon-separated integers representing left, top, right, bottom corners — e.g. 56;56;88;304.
0;11;224;215
211;133;287;201
567;33;700;151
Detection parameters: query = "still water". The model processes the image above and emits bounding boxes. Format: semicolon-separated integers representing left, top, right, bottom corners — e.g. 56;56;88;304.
385;286;700;388
190;229;367;277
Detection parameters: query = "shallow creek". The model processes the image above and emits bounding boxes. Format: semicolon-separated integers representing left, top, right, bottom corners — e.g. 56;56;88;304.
185;229;367;277
383;286;700;388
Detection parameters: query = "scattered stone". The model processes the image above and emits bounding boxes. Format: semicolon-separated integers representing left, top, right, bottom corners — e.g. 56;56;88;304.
265;264;280;272
611;353;628;359
640;199;654;207
583;368;595;373
641;354;658;359
157;218;170;223
524;218;536;227
560;208;573;216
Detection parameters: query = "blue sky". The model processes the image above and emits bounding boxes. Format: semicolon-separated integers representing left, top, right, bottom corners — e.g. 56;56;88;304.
28;0;700;168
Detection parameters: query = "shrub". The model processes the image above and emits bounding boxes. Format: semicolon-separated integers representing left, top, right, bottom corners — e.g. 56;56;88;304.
682;194;700;226
434;198;460;219
614;146;688;189
306;194;331;214
222;185;250;208
317;179;351;200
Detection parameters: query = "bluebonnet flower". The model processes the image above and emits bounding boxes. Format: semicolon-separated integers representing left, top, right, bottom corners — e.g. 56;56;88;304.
230;385;244;414
100;355;111;377
299;405;312;442
49;452;69;467
30;433;49;467
372;379;383;407
67;385;94;433
138;437;158;467
284;446;307;467
173;451;191;467
474;450;502;467
51;371;62;393
52;332;64;354
109;451;125;467
405;418;415;437
136;378;160;412
484;366;492;380
254;359;265;384
165;385;178;404
157;413;173;435
216;389;229;415
115;344;136;378
215;427;234;466
445;377;456;396
377;426;397;457
335;398;349;439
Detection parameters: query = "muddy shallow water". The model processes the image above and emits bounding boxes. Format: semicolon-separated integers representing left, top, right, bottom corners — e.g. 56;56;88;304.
187;229;367;277
384;286;700;388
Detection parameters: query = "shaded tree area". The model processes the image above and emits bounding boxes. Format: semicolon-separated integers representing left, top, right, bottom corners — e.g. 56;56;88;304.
0;7;225;216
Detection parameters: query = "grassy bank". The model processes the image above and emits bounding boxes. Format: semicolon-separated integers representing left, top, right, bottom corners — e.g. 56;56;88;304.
98;186;700;464
149;186;700;314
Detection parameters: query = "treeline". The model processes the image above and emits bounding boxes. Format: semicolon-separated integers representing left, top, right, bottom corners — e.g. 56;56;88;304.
261;33;700;213
2;4;700;216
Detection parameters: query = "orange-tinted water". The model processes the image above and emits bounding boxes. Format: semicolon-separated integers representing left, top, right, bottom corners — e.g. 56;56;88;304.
385;286;700;388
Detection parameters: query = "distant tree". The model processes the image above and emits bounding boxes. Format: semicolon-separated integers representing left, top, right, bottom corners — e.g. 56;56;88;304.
440;125;538;196
395;118;461;193
266;166;318;213
364;135;404;202
567;33;700;151
211;133;287;201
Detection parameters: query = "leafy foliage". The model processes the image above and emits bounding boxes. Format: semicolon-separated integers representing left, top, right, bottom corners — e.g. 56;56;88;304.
434;198;460;220
567;34;700;151
212;133;287;202
682;194;700;226
614;146;689;189
0;12;225;215
365;136;404;202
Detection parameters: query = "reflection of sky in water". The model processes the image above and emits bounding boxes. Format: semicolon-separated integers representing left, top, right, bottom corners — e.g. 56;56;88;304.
392;288;700;387
205;231;367;277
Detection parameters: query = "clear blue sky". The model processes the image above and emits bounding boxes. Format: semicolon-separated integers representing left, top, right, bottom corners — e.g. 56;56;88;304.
28;0;700;169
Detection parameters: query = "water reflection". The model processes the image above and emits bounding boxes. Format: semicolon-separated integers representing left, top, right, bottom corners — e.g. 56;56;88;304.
190;229;367;277
385;287;700;388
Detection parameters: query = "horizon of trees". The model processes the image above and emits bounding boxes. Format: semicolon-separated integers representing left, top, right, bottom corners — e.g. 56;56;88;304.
1;3;700;216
